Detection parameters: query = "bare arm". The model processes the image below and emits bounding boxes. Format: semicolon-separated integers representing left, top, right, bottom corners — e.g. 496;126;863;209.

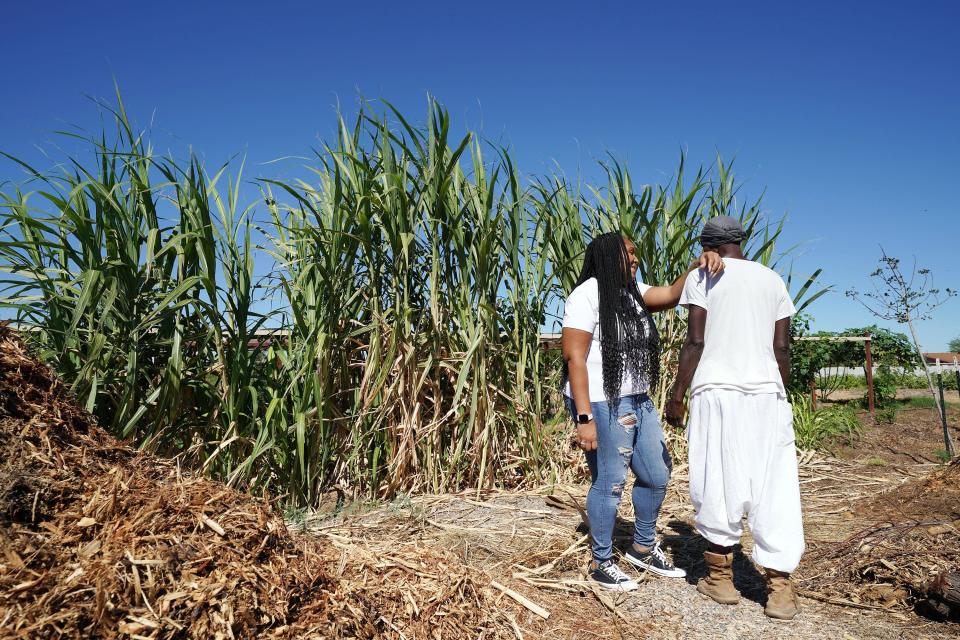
664;304;707;427
774;317;791;390
562;327;597;451
642;254;723;312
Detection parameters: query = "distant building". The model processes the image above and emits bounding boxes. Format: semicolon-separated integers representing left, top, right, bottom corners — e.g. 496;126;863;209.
923;353;960;369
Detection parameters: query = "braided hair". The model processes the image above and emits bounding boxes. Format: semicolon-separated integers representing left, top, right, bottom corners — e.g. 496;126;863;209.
568;232;661;405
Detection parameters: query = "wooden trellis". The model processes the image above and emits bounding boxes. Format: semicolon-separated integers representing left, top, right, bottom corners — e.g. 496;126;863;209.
795;335;875;414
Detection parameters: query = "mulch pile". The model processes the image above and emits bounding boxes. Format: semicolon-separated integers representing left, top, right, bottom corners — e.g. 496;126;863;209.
799;457;960;620
0;325;515;639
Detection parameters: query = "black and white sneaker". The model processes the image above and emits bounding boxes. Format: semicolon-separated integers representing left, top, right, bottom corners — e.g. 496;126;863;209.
623;542;687;578
589;559;639;591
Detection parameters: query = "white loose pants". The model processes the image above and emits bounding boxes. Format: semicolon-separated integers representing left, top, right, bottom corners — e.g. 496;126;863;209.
686;389;805;573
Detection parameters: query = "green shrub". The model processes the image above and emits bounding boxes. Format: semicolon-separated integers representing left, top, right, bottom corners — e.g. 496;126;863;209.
899;396;939;409
895;372;958;390
865;366;898;408
791;393;817;449
828;371;958;392
812;373;872;392
792;394;864;450
836;374;867;389
818;405;864;446
875;406;897;424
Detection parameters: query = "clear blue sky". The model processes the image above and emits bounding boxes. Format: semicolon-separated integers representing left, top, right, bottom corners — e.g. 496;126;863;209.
3;1;958;349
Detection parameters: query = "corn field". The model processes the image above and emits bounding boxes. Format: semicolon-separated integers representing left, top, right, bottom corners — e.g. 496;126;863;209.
0;92;824;506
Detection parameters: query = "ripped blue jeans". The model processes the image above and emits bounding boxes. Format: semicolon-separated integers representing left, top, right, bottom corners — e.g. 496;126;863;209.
569;394;672;562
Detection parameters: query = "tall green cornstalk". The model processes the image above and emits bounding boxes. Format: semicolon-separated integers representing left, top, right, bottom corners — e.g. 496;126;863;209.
538;154;825;412
262;101;559;500
0;95;211;443
0;91;825;506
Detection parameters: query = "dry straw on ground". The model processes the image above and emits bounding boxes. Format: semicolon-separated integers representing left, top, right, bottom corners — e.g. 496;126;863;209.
2;322;958;639
0;325;523;639
301;448;960;630
796;457;960;617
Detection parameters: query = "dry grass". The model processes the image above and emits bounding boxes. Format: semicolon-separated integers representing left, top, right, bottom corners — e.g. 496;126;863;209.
301;449;960;631
0;325;526;639
797;459;960;617
2;323;958;638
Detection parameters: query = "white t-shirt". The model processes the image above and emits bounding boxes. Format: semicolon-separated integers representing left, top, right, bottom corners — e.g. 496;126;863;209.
562;277;653;403
679;258;796;395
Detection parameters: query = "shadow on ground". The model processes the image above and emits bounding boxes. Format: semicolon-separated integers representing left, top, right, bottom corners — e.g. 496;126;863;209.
583;515;771;605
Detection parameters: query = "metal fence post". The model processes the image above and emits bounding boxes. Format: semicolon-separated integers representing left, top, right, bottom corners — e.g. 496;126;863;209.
937;359;954;457
864;334;875;414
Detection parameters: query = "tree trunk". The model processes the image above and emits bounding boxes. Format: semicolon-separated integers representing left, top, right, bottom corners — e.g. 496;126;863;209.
906;317;955;456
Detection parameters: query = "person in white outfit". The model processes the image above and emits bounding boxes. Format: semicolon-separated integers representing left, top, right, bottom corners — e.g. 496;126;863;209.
664;215;803;620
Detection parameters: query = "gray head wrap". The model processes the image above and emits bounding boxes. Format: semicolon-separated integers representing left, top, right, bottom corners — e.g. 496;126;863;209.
699;216;746;248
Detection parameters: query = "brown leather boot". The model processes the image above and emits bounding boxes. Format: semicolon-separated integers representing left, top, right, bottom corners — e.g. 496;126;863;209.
764;568;799;620
697;551;740;605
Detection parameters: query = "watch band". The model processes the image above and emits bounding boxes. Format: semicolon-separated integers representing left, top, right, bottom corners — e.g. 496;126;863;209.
575;413;594;425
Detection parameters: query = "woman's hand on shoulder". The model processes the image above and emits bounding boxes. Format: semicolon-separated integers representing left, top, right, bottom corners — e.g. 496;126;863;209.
693;251;724;275
645;251;723;312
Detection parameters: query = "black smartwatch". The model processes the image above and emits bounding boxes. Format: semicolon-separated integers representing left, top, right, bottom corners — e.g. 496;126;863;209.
574;413;594;425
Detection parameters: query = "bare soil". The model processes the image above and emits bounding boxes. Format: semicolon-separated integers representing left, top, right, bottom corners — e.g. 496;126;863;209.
830;403;960;467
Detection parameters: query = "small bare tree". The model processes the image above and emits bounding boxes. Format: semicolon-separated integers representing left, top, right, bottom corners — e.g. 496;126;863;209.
846;248;957;456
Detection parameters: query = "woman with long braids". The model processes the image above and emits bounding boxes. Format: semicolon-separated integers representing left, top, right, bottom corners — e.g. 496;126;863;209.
562;232;722;591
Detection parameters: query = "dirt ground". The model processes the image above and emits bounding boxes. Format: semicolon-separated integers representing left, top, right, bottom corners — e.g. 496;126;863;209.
304;463;958;639
2;324;958;639
825;392;960;467
303;404;960;639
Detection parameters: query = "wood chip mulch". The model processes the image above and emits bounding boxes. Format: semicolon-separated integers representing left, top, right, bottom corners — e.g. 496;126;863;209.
0;325;517;639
